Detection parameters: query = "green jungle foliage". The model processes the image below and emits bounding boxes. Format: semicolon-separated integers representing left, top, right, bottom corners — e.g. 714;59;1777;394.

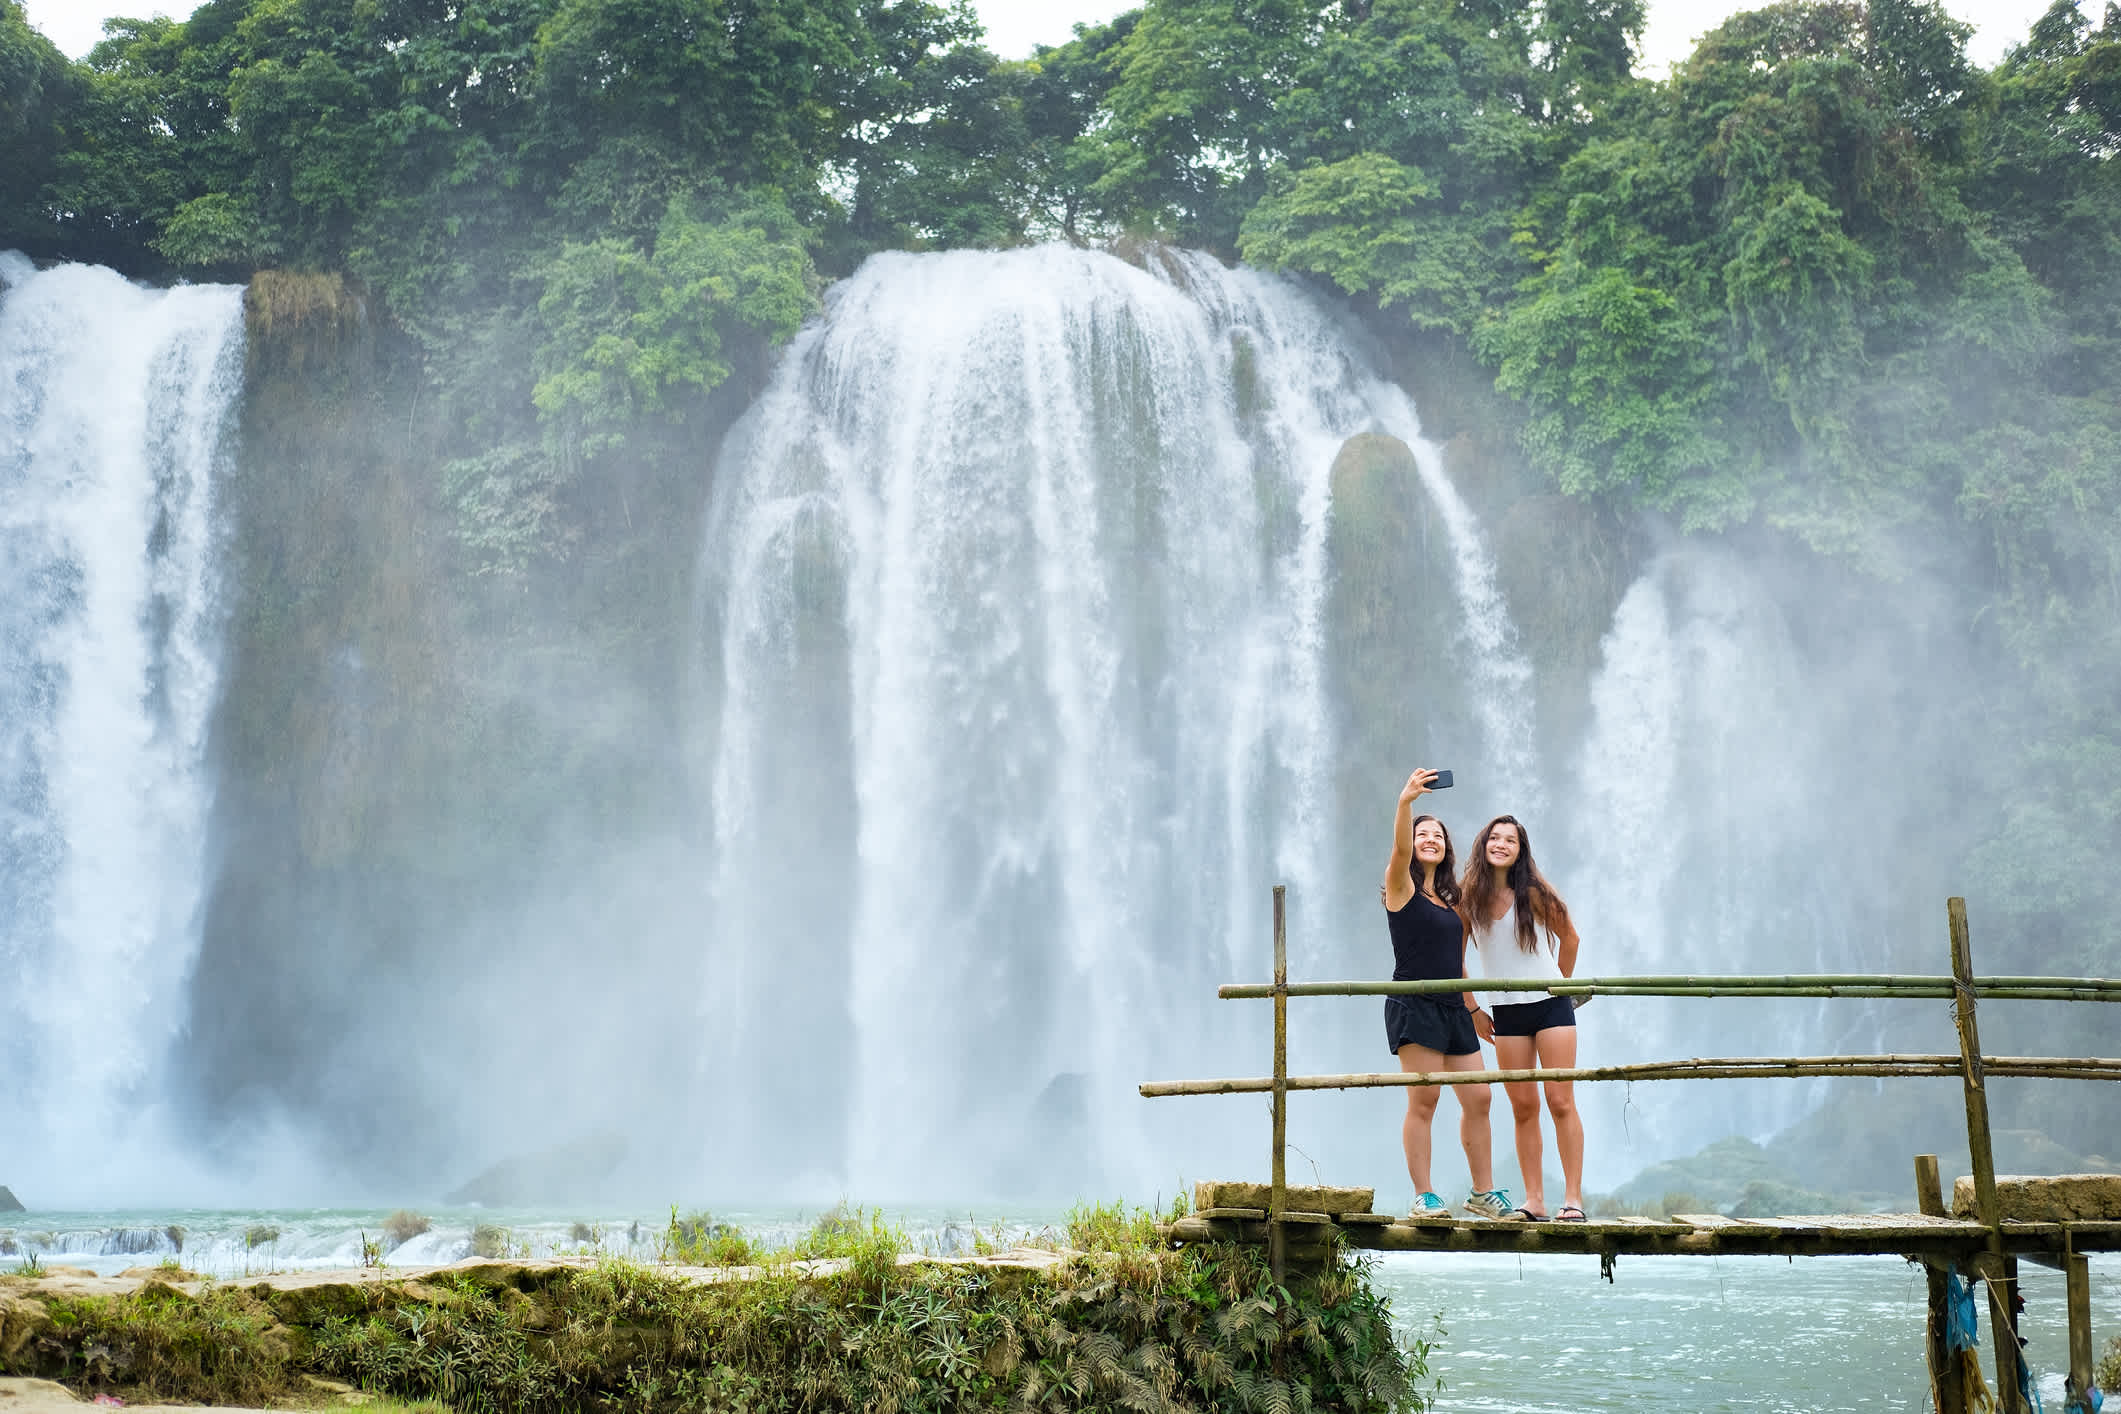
4;0;2118;971
2;1234;1430;1413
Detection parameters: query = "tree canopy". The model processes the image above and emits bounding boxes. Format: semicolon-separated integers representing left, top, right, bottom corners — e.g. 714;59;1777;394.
4;0;2118;961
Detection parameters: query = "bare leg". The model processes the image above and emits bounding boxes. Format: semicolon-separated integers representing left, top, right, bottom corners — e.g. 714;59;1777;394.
1492;1032;1545;1215
1443;1049;1494;1192
1396;1042;1446;1194
1535;1025;1584;1210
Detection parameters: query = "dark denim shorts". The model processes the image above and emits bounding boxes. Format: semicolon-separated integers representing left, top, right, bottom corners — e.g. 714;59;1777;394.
1490;993;1577;1037
1385;993;1481;1056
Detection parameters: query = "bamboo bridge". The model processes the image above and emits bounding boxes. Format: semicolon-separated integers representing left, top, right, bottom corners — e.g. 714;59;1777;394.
1139;893;2121;1414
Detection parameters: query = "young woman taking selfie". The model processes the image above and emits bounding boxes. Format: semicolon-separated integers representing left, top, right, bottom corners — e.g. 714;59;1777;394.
1381;768;1514;1219
1463;813;1586;1222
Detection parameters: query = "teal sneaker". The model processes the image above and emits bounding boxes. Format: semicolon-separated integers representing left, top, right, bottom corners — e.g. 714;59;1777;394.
1463;1188;1513;1220
1410;1191;1449;1217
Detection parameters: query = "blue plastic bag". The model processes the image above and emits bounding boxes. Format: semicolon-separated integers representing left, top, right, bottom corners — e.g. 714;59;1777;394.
1946;1272;1981;1352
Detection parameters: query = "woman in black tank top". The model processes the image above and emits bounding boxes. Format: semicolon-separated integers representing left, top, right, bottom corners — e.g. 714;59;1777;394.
1381;769;1508;1219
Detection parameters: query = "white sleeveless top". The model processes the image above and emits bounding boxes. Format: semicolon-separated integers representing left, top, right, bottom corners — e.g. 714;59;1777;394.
1469;901;1562;1011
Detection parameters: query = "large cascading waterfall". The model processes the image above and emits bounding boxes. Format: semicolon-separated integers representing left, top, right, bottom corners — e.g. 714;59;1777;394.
695;246;1538;1197
0;255;244;1199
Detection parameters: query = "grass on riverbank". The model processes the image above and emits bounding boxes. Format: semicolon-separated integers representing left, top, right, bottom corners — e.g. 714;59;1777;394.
2;1200;1433;1412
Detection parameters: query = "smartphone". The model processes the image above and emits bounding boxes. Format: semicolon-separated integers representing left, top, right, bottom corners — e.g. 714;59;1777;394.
1432;769;1454;790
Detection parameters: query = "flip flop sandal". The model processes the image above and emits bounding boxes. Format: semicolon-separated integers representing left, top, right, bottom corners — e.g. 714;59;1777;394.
1509;1207;1549;1222
1556;1205;1587;1222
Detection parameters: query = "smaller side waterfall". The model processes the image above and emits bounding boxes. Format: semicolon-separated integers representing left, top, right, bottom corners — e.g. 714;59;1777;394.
0;255;244;1200
1563;550;1920;1162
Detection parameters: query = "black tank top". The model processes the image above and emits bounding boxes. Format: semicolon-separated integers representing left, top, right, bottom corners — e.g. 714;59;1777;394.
1386;893;1465;982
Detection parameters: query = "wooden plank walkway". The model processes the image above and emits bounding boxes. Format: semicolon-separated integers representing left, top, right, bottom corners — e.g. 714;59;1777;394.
1160;1211;2121;1261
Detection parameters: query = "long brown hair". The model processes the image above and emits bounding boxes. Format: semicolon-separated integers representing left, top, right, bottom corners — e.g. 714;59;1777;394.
1462;814;1570;954
1408;813;1460;907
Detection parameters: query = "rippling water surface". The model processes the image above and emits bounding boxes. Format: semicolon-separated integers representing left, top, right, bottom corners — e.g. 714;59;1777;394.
1374;1250;2120;1412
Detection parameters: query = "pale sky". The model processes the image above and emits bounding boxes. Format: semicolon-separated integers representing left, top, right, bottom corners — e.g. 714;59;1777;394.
22;0;2057;74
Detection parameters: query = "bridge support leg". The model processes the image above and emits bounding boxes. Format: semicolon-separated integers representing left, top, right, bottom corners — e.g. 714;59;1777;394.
1950;900;2023;1413
1987;1257;2024;1414
2066;1251;2093;1412
1269;884;1288;1288
1915;1155;1967;1414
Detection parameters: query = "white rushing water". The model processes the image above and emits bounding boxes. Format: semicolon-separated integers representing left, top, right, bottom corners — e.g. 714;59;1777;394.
0;254;244;1197
697;245;1536;1197
1559;549;1915;1162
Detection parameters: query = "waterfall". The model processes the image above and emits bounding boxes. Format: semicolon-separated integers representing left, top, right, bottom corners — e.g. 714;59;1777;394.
696;246;1535;1196
1562;549;1910;1162
0;255;244;1198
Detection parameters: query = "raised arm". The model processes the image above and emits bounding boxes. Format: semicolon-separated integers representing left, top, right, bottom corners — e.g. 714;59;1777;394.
1381;768;1437;912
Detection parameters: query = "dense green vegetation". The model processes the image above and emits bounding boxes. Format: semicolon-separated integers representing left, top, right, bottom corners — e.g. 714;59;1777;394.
0;1209;1430;1412
3;0;2116;981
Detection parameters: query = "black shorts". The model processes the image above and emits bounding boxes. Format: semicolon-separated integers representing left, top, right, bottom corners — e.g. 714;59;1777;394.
1490;994;1577;1037
1385;994;1480;1056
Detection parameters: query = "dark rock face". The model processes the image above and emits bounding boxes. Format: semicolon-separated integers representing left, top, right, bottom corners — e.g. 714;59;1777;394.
0;1186;23;1213
179;305;724;1194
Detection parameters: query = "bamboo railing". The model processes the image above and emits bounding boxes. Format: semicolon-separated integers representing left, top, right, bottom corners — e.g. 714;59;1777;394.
1139;1053;2121;1096
1217;976;2121;1001
1137;893;2120;1414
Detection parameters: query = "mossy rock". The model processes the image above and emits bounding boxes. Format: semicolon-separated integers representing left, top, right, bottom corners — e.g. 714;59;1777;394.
243;270;369;376
0;1289;56;1361
244;269;364;338
253;1279;375;1328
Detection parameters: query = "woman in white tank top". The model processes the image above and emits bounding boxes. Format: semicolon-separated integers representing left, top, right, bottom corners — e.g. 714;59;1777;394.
1463;814;1585;1222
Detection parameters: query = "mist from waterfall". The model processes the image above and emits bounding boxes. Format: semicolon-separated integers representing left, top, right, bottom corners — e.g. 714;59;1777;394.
0;254;244;1201
695;246;1537;1198
1556;547;1962;1178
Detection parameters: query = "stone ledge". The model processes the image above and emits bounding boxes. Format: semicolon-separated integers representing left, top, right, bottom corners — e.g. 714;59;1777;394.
1950;1173;2121;1222
1193;1181;1374;1215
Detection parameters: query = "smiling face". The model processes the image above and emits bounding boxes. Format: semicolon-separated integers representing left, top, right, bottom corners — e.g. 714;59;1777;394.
1484;821;1521;870
1413;817;1449;866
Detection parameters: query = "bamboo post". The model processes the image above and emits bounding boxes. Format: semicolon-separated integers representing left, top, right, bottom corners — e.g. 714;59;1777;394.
1999;1256;2024;1414
1916;1154;1967;1414
1270;883;1287;1286
2066;1249;2093;1412
1950;898;2021;1413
